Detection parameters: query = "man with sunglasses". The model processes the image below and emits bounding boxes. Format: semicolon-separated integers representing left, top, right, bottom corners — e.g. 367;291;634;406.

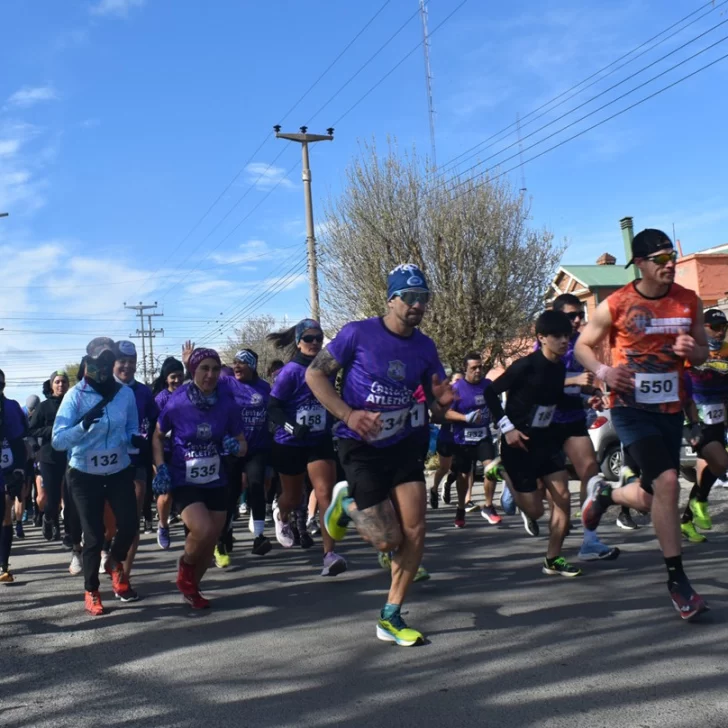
681;308;728;541
307;263;453;646
575;228;710;620
548;294;619;562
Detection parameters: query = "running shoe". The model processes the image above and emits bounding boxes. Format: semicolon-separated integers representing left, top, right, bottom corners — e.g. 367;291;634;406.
143;519;153;534
214;544;231;568
21;510;29;524
500;486;516;516
52;524;61;541
413;566;431;582
464;500;478;513
307;515;320;536
98;552;108;574
378;551;392;570
616;510;639;531
299;530;315;550
33;511;42;528
69;552;82;576
480;504;502;525
183;590;211;609
324;482;351;542
582;477;611;531
454;508;466;528
251;535;272;556
0;569;14;584
62;533;74;550
376;613;424;646
578;540;620;561
521;511;539;537
238;501;249;516
669;579;708;621
429;486;438;510
265;504;274;525
485;457;504;481
248;514;255;535
321;551;347;577
176;557;210;609
15;522;24;539
689;498;712;530
157;525;171;550
442;480;452;505
42;516;53;541
85;590;105;616
681;521;707;543
273;509;295;548
542;556;582;577
290;519;301;547
105;559;139;602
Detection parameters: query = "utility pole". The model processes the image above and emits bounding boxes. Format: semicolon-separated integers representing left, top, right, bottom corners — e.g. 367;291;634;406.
123;301;164;383
145;311;164;380
274;125;334;322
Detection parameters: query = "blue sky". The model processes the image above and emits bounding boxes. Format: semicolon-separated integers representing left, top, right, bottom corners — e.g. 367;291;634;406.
2;0;728;400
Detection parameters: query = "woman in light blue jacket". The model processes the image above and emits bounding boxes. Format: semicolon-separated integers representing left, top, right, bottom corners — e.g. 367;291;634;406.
52;337;142;616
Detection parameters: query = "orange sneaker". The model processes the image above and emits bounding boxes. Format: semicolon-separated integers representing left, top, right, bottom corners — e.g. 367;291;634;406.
105;559;138;602
85;590;106;616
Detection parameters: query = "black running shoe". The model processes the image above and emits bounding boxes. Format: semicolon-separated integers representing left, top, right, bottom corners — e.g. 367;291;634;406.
429;487;438;510
464;500;478;513
521;511;539;537
299;531;315;550
616;510;639;531
62;533;74;550
42;516;54;541
443;481;452;505
52;525;62;541
14;522;25;540
251;535;272;556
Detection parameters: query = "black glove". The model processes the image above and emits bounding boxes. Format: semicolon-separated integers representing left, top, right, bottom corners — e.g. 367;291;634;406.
284;422;310;440
684;422;704;450
5;469;24;499
131;434;149;455
82;402;106;431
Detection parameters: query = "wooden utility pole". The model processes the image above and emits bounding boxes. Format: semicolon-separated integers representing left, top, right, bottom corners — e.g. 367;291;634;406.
123;301;164;383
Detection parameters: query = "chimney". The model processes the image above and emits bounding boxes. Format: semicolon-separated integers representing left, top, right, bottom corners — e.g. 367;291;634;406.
596;253;616;266
620;216;638;278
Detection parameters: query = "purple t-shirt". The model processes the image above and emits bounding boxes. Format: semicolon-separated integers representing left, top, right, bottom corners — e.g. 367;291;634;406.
535;334;585;424
270;361;332;446
327;317;446;448
157;383;244;489
228;376;271;452
451;378;492;445
1;397;27;472
128;381;159;465
155;388;174;412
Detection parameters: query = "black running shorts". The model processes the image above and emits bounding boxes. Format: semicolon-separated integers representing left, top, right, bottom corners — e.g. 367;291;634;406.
173;485;228;513
451;438;496;475
500;437;566;493
271;438;336;476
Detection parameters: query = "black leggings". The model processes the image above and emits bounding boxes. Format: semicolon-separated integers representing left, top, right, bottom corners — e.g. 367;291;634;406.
220;450;268;548
66;466;138;592
39;460;66;526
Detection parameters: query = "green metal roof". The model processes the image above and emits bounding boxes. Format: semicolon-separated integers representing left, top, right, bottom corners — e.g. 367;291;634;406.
559;265;633;288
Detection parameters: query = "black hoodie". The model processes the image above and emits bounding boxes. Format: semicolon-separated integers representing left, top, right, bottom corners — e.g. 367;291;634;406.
29;395;67;465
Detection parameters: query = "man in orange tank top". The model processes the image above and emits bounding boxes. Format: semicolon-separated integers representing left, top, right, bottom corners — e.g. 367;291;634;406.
574;229;710;621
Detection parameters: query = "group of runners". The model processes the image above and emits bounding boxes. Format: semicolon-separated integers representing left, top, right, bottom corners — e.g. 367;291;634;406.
2;227;727;643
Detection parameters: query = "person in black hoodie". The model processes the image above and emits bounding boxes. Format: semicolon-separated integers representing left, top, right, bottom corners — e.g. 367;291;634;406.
29;371;70;542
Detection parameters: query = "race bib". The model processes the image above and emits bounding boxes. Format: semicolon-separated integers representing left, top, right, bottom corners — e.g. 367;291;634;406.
699;403;726;425
86;448;122;475
410;402;426;429
464;427;486;442
531;405;555;429
186;454;221;484
635;372;679;404
296;404;326;433
0;447;12;469
370;408;409;442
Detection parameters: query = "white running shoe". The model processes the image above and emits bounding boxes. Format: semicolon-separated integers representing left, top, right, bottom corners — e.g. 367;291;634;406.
273;508;294;548
249;514;255;535
69;552;82;576
98;552;108;574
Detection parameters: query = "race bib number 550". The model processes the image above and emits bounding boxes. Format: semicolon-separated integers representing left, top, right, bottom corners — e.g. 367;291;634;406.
635;372;679;405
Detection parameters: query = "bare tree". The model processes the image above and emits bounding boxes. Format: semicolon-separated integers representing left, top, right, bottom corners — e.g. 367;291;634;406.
319;139;564;370
220;314;287;375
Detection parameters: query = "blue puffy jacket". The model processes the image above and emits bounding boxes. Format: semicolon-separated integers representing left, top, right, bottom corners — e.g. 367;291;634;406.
52;381;138;475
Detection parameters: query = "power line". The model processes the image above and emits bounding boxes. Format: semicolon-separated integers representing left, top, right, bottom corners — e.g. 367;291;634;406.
436;0;726;176
429;13;728;189
447;49;728;202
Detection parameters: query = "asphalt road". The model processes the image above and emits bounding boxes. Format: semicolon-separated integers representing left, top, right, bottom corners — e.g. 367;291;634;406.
2;480;728;728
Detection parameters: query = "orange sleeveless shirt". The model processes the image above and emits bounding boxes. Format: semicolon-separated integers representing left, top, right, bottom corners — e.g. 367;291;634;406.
607;281;698;414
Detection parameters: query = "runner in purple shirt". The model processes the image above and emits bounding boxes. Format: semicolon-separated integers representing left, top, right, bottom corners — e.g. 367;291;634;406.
151;355;185;550
446;352;501;528
267;319;346;577
113;341;160;578
151;348;247;610
214;349;273;564
307;263;454;647
430;371;462;509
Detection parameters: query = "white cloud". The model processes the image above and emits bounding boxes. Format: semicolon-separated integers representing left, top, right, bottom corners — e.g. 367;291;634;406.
90;0;145;17
210;239;274;265
184;279;235;295
245;163;294;191
6;85;58;108
0;139;22;157
0;122;48;212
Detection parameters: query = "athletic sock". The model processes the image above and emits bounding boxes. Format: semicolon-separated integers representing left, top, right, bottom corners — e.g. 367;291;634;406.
697;469;718;502
381;602;401;621
581;528;598;546
0;525;13;570
665;555;686;585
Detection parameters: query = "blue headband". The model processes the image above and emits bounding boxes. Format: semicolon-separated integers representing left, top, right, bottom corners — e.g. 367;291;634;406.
234;350;258;370
295;319;322;344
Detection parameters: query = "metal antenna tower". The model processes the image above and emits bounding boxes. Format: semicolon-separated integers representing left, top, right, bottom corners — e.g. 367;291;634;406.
419;0;437;169
516;112;527;194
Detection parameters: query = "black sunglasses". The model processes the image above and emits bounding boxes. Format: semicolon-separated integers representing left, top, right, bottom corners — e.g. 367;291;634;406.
301;334;324;344
708;323;727;332
565;311;584;321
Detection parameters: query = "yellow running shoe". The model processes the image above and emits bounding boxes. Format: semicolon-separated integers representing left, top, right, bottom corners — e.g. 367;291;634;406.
214;545;231;568
0;570;14;584
377;551;392;570
324;481;351;542
689;498;712;530
376;613;425;646
413;566;430;582
681;521;707;543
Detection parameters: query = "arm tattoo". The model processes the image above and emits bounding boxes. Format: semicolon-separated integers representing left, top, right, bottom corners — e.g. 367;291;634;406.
310;348;341;377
